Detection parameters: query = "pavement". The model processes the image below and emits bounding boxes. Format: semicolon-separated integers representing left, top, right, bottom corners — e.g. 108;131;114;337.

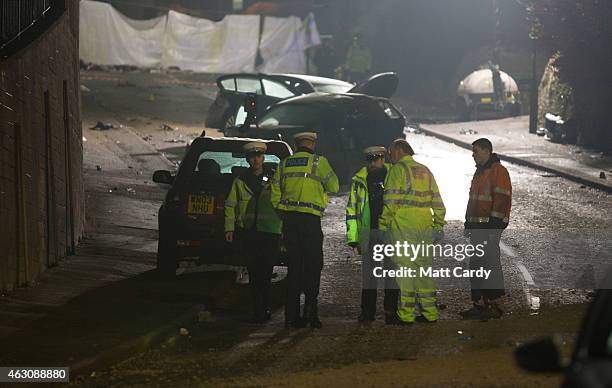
419;116;612;193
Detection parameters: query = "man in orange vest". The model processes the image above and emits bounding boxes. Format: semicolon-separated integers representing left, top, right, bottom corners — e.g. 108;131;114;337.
462;138;512;320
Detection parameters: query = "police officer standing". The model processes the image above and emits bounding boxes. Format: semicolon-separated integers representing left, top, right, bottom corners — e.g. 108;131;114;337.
346;146;399;323
225;142;282;323
271;132;339;328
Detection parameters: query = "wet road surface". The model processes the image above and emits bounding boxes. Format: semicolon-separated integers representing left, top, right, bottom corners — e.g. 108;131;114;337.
74;70;611;386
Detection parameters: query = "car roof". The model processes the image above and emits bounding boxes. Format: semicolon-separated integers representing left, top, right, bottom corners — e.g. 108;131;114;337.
271;92;382;107
217;73;352;87
270;73;353;87
190;136;291;156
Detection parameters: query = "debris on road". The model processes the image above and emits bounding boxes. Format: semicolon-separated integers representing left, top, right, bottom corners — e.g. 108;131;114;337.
126;187;136;195
82;136;87;142
405;124;423;134
80;84;91;92
459;128;478;135
117;80;136;87
161;123;177;131
96;165;102;171
90;121;115;130
179;328;189;336
142;134;153;141
600;172;607;179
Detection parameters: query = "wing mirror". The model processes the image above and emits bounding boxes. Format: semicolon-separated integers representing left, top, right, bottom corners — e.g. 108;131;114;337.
153;170;174;185
515;336;566;373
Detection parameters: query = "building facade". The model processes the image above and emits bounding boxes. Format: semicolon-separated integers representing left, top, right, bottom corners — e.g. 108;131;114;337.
0;1;84;291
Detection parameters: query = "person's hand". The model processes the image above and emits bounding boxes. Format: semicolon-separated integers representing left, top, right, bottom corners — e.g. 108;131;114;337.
433;229;444;243
225;231;234;243
349;242;361;254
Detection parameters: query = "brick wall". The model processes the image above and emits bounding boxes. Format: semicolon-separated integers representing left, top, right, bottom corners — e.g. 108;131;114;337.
0;1;83;291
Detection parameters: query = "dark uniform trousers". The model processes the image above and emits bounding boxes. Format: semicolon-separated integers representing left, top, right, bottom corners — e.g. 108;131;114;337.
238;229;280;315
360;229;399;318
469;229;505;302
282;211;324;323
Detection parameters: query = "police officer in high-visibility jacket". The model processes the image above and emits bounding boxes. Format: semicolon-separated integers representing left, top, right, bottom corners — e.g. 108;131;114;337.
225;142;282;323
271;132;339;328
379;139;446;324
461;138;512;321
346;146;399;323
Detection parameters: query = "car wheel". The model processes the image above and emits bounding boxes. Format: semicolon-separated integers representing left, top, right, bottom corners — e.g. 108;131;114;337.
157;231;177;277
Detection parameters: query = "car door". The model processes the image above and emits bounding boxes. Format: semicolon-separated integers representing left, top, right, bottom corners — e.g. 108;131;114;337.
348;72;399;99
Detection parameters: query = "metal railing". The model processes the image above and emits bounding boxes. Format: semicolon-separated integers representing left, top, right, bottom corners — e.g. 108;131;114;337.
1;0;65;58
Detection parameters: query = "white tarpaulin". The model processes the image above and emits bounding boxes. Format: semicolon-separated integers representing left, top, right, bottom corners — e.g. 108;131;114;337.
79;0;320;73
161;12;259;73
79;0;167;68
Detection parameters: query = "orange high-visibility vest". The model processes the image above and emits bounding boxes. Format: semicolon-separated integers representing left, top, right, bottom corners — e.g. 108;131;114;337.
466;158;512;226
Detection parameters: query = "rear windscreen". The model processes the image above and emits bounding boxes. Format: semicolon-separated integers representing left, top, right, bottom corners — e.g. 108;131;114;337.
194;151;280;173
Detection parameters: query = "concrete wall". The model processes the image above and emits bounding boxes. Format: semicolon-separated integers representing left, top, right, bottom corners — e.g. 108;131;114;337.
0;1;83;291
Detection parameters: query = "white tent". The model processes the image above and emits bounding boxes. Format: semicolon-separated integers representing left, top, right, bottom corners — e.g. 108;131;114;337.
79;0;320;73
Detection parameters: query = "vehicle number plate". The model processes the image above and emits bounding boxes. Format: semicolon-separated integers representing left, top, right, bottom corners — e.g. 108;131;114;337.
480;97;492;103
188;195;215;215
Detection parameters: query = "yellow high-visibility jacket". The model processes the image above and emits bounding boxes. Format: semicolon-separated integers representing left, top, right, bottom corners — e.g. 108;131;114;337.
379;155;446;238
271;151;339;217
346;164;391;248
225;172;282;234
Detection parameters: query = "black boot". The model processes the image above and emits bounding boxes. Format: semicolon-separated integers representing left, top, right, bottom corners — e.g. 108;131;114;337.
307;305;322;329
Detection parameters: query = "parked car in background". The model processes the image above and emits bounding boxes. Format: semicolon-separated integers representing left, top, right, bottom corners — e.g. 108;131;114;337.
205;72;399;130
152;135;292;275
515;268;612;387
225;73;404;184
456;65;521;121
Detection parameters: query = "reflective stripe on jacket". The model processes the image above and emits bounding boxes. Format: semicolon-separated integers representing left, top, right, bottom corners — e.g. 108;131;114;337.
465;158;512;226
225;173;282;234
346;164;391;246
379;155;446;234
271;151;339;217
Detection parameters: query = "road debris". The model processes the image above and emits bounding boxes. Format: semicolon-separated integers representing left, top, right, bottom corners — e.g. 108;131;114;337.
142;135;153;141
600;171;607;179
80;84;91;92
161;123;177;131
179;328;189;336
126;187;136;195
459;128;478;135
405;124;423;134
96;165;102;171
